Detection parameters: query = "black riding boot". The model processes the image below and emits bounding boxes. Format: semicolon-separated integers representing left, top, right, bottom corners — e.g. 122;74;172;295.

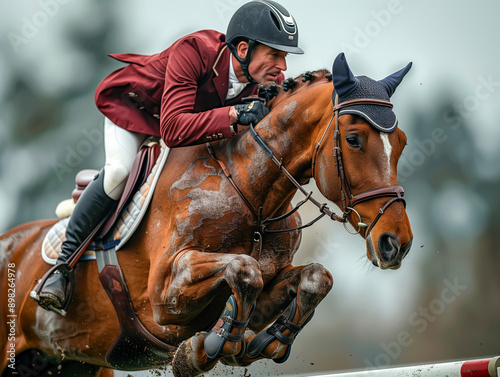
37;170;117;309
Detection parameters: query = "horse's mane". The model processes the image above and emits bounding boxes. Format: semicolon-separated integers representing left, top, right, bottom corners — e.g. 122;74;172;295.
267;69;332;110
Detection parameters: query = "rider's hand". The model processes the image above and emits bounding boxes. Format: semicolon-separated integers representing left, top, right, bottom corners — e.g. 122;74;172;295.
234;101;270;126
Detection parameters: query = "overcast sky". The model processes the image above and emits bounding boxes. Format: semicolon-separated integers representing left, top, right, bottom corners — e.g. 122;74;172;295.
3;0;499;152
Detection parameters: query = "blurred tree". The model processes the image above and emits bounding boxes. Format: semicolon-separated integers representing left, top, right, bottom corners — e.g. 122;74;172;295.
396;91;500;364
1;2;119;231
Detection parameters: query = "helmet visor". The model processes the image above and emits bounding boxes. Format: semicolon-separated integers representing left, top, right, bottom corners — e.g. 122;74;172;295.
257;39;304;54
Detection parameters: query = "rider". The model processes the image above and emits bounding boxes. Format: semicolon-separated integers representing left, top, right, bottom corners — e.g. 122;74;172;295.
34;0;304;312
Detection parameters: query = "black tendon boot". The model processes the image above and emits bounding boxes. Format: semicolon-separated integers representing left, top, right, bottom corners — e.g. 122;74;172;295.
37;170;117;310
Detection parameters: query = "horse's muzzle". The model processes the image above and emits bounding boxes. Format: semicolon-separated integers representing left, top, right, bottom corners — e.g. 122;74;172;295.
367;234;412;270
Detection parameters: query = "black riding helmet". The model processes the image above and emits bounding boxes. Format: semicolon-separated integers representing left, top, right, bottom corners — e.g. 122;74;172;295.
226;0;304;83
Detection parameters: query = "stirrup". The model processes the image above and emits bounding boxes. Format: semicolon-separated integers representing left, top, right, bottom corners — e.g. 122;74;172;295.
246;297;314;363
30;263;75;317
204;296;255;359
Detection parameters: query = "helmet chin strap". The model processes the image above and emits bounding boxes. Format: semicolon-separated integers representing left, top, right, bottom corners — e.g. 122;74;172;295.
227;40;256;84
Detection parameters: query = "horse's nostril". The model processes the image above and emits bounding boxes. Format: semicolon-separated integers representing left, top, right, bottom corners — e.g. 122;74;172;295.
401;238;413;258
378;233;400;261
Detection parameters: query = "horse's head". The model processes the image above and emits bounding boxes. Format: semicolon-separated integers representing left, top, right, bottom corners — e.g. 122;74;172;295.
313;53;413;270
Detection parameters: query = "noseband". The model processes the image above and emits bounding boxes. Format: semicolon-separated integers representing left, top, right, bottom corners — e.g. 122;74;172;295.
312;94;406;236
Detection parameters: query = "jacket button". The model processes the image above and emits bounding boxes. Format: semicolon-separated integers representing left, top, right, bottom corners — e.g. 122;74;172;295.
128;92;137;98
153;114;160;119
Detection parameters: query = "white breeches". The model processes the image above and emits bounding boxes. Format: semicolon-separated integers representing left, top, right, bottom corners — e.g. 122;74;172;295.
103;118;147;200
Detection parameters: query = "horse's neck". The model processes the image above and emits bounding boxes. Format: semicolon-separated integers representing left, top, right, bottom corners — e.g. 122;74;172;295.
229;88;332;218
262;86;333;175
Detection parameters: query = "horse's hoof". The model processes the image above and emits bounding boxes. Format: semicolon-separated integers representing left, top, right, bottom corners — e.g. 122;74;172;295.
172;333;211;377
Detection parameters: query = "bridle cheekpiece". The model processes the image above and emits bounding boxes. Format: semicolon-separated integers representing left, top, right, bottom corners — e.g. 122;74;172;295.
312;93;406;235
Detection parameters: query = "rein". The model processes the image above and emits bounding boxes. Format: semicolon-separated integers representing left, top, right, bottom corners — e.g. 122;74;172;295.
206;94;406;256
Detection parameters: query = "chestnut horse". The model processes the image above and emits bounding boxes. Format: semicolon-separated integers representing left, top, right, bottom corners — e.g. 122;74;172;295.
0;53;413;377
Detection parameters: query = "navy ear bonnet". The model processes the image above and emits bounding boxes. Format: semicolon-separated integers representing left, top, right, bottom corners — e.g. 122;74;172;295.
332;53;412;132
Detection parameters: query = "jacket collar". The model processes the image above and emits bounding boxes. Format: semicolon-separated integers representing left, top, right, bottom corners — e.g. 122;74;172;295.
212;44;257;104
212;45;231;104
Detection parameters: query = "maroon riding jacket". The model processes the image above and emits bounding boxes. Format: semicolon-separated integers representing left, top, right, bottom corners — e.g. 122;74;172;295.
94;30;284;148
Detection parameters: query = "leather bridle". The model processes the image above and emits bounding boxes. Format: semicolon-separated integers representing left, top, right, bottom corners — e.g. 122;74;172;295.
312;94;406;236
207;94;406;248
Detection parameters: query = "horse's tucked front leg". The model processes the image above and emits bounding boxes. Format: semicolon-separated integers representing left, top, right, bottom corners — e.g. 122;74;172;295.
224;263;333;366
158;250;263;377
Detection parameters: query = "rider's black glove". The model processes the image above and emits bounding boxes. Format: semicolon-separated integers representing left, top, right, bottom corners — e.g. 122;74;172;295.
234;101;270;125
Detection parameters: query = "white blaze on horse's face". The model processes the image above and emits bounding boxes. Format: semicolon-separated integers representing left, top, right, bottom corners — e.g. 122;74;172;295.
379;132;392;184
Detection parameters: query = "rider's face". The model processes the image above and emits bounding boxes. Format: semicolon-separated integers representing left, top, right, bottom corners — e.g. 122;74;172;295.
237;42;288;87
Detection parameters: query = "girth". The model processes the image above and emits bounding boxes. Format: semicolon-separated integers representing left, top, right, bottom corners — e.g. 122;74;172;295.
95;247;176;369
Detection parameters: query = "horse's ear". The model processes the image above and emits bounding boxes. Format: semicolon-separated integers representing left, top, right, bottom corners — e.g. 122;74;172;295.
379;62;412;97
332;53;359;98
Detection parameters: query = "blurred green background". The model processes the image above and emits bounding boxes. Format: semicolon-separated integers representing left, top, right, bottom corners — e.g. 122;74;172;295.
1;1;499;376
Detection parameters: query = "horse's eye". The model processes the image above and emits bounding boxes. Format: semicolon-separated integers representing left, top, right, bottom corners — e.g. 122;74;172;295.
346;135;361;148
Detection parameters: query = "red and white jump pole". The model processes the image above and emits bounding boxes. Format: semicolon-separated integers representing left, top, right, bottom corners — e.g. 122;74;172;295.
318;357;500;377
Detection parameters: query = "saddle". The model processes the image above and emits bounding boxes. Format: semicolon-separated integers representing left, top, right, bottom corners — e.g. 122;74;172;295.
42;138;166;264
80;137;161;239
